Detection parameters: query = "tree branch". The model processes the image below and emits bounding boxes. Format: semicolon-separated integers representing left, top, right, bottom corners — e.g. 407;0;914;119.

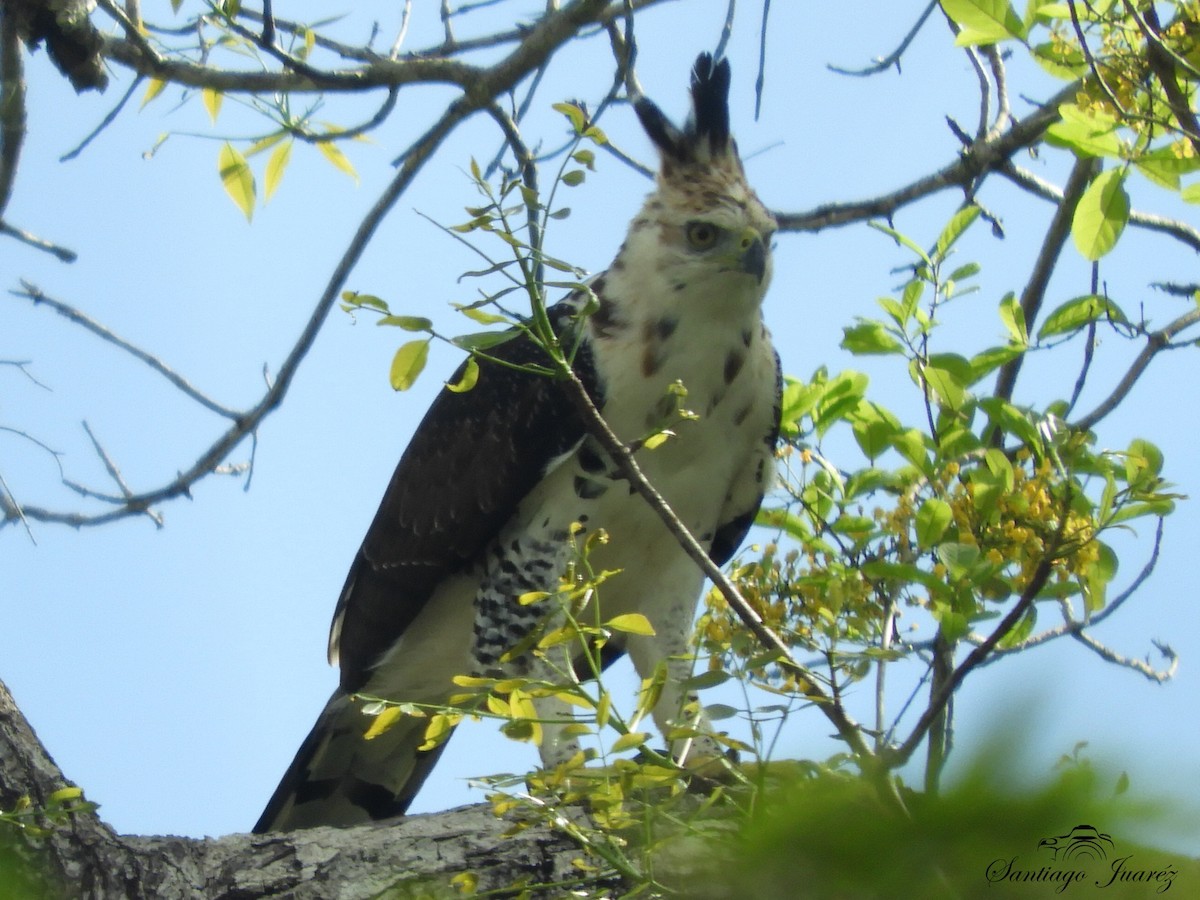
993;155;1099;406
773;81;1078;233
0;678;598;899
3;0;615;532
1074;306;1200;432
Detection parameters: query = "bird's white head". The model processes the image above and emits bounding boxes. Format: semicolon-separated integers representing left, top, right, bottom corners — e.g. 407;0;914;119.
609;53;776;321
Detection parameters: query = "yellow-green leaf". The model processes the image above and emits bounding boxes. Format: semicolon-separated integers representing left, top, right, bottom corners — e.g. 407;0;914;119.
456;305;510;325
605;613;656;636
377;315;432;331
596;691;612;729
1072;168;1129;260
389;339;430;391
553;101;587;134
264;139;292;202
611;731;650;753
940;0;1026;46
202;88;223;123
317;139;358;182
141;78;167;109
445;357;480;394
641;430;674;450
245;131;287;157
363;705;404;740
218;143;255;221
48;787;84;804
419;712;461;751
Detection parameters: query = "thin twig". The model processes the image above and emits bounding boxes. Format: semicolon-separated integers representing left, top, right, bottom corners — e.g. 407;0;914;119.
753;0;770;120
774;81;1079;233
60;76;144;163
827;0;938;77
12;282;241;421
993;155;1098;407
1074;306;1200;432
6;1;612;532
0;222;77;262
390;0;414;59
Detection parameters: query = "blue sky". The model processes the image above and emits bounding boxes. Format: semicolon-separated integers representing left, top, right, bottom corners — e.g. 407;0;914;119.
2;2;1197;848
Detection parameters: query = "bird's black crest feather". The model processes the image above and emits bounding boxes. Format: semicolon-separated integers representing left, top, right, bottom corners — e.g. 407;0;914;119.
689;53;731;152
635;52;732;163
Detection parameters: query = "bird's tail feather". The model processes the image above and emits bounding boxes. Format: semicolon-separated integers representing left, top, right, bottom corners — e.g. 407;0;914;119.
253;690;451;832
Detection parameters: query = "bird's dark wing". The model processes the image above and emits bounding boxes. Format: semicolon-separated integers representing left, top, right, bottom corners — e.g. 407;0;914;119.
709;348;782;566
330;303;597;692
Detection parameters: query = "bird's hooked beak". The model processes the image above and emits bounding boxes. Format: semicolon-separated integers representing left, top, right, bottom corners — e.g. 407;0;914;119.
737;229;769;283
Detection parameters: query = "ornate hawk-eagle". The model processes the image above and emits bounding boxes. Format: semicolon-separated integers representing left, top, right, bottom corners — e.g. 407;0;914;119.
255;53;780;832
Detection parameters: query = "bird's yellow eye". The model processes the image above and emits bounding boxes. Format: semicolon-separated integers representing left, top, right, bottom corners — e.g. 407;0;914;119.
685;221;720;250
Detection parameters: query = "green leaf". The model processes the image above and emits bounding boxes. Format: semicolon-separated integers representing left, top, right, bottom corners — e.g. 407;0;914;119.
1037;294;1128;339
979;397;1044;454
561;169;586;187
342;291;389;312
1072;168;1129;260
1134;142;1200;190
850;401;901;460
940;0;1027;45
937;542;981;579
933;205;981;261
891;428;932;475
968;345;1023;383
869;221;931;267
683;670;732;691
841;321;903;355
218;142;255;221
921;364;968;411
1045;103;1122;158
378;315;433;331
444;356;480;393
1031;40;1086;79
915;498;953;549
389;340;430;391
998;292;1028;345
998;606;1037;648
264;138;292;202
450;330;519;351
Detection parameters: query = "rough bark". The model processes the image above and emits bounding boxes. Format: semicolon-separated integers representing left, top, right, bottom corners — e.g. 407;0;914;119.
0;678;602;899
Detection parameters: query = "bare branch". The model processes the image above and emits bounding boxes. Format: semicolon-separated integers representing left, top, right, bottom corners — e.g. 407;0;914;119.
827;1;938;77
887;554;1056;769
1071;630;1178;683
1074;306;1200;432
11;282;241;421
0;221;77;261
59;75;143;162
993;155;1099;406
774;81;1079;233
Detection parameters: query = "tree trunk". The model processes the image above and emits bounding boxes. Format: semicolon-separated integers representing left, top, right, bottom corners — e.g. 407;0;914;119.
0;678;602;899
